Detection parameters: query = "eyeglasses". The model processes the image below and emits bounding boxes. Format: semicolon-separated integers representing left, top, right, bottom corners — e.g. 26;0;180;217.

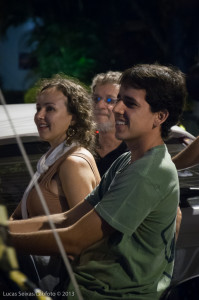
92;96;118;106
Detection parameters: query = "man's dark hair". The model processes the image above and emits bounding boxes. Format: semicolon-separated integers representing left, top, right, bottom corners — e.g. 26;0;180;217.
120;64;187;138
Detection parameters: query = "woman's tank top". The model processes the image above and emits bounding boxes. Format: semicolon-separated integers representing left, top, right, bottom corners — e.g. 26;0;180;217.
26;147;100;218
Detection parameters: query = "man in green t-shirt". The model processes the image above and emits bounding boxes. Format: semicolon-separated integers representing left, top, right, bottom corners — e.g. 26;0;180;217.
9;63;186;299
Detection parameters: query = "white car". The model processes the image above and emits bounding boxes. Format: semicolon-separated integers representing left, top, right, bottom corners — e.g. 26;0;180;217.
0;104;48;214
0;103;39;144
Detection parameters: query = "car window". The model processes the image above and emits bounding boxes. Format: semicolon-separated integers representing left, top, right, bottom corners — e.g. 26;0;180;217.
0;141;49;216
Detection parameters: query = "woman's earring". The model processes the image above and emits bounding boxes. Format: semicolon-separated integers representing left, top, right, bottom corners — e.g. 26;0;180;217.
67;126;76;137
65;126;76;145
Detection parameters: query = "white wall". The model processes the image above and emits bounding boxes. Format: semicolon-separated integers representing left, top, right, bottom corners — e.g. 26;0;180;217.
0;19;37;91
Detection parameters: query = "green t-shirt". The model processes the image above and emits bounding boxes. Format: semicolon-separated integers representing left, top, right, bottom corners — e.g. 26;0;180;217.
67;145;179;300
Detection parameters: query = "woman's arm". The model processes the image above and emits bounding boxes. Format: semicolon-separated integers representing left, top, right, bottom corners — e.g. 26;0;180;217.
172;136;199;170
9;201;22;220
59;155;100;208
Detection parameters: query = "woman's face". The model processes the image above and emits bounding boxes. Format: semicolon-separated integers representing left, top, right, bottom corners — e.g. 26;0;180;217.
34;87;74;148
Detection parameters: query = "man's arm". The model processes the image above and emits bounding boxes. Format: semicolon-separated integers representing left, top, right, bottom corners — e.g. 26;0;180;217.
172;136;199;170
175;206;182;241
9;207;114;256
8;200;93;233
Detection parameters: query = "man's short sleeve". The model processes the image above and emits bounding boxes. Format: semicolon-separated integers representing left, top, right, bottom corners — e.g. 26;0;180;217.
93;168;160;235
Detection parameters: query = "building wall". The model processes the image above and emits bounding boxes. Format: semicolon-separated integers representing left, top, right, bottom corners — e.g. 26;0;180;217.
0;19;37;91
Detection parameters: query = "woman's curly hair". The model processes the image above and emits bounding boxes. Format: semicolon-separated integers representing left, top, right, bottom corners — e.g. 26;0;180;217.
36;74;96;152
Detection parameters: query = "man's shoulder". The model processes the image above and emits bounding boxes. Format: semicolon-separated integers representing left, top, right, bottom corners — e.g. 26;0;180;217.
134;145;176;177
111;150;131;166
143;146;178;191
104;151;131;178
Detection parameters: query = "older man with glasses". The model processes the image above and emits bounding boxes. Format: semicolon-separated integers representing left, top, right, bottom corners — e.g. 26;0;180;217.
91;71;128;176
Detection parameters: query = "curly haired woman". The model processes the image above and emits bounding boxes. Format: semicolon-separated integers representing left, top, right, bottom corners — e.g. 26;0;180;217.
9;74;100;291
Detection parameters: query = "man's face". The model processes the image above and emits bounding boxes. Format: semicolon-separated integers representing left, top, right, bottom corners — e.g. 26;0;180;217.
93;83;119;132
113;85;159;147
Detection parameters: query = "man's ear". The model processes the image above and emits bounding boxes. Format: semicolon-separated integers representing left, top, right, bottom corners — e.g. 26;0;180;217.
153;110;169;127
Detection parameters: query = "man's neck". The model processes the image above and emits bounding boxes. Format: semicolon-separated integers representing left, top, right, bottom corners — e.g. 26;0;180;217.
127;135;164;163
97;130;122;158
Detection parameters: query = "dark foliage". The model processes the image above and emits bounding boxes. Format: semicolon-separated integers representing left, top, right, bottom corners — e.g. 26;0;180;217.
0;0;199;84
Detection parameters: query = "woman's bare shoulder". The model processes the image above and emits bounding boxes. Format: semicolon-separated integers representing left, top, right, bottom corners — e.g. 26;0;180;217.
59;147;94;169
69;147;97;163
58;147;100;194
